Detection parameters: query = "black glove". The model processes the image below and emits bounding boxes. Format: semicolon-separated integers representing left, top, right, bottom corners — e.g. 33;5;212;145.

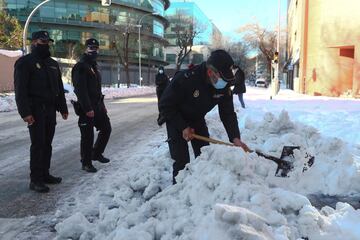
157;113;166;126
70;100;82;116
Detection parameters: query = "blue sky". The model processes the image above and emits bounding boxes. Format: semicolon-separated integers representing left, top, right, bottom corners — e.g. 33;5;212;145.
190;0;288;40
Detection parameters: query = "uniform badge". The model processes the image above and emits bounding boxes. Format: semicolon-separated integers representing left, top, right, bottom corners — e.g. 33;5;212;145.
193;90;199;98
36;63;41;69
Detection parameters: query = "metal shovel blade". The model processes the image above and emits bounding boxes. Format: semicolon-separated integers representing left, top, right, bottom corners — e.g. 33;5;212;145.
275;146;315;177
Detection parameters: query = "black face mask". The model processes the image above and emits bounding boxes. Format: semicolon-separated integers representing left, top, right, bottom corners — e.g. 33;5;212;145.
33;44;50;58
86;51;98;61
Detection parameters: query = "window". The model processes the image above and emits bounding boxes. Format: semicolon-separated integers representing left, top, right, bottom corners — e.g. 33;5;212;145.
192;54;203;64
339;46;355;59
183;55;190;64
166;54;176;64
151;0;164;16
153;20;164;37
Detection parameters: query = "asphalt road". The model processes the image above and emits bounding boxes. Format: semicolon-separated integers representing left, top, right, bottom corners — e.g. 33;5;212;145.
0;95;159;218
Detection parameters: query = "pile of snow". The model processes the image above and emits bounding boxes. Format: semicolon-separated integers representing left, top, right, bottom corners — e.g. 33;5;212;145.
0;93;16;112
0;49;22;58
0;86;155;112
54;100;360;240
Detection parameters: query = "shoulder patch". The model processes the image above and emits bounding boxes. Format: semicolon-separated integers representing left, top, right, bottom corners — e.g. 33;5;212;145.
193;90;200;98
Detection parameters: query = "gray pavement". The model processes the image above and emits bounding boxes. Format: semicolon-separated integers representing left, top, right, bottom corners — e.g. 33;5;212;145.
0;95;158;218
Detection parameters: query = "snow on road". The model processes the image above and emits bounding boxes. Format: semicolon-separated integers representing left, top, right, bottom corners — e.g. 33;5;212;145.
1;86;360;240
0;86;156;112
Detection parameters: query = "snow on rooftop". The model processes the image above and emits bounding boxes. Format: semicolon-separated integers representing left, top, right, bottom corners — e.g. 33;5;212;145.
0;49;22;58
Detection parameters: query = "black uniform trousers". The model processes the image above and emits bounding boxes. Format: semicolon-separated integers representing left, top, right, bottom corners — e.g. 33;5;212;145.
167;119;210;184
78;104;111;165
28;104;56;182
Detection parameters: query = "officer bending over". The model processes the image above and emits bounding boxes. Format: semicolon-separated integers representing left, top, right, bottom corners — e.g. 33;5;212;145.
71;38;111;173
159;50;250;184
14;31;68;193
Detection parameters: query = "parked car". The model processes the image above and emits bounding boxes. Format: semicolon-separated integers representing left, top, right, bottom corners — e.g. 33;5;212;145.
255;78;268;88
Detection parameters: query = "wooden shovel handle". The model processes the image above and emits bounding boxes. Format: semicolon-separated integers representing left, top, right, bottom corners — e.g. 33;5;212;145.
192;134;234;147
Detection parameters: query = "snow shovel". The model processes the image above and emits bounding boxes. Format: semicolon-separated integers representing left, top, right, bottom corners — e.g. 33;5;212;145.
192;134;314;177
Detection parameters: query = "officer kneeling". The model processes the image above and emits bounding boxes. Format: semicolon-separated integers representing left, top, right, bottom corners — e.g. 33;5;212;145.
158;50;250;184
71;38;111;173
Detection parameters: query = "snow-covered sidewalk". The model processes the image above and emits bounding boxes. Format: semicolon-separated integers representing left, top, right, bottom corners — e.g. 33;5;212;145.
51;87;360;240
0;85;156;112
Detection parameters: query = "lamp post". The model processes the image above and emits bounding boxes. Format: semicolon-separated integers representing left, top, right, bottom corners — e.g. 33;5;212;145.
22;0;111;55
137;12;159;86
22;0;51;55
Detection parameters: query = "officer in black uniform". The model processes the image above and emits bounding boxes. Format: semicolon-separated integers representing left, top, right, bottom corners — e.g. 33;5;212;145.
71;38;111;173
155;66;170;124
14;31;69;193
159;50;250;184
155;66;170;102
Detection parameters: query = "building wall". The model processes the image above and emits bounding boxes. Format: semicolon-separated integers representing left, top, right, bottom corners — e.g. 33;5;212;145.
288;0;360;97
0;51;21;92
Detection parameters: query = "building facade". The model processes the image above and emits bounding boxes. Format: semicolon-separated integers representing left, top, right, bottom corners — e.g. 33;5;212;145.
164;1;222;70
286;0;360;97
1;0;170;85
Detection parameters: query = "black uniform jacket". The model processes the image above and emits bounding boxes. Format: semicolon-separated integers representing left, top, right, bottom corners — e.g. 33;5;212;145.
155;73;170;100
71;54;102;113
232;69;246;94
14;51;68;118
159;62;240;142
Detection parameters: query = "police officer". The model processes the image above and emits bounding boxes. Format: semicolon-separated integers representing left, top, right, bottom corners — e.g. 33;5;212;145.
232;65;246;108
14;30;68;193
155;66;170;123
155;66;170;102
71;38;111;173
159;50;250;184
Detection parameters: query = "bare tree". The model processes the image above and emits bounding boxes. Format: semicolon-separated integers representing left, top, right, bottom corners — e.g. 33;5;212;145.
227;41;252;75
169;12;205;70
238;23;277;75
111;21;137;88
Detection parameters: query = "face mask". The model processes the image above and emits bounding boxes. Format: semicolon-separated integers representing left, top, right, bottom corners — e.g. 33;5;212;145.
213;78;228;89
159;70;163;74
33;44;50;58
86;50;98;61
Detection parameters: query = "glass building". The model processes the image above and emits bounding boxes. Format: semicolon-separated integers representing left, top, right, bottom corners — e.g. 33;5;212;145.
1;0;170;85
164;1;222;67
165;1;213;46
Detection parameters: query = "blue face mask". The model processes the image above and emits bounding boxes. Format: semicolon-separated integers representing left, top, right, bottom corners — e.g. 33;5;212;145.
213;78;228;89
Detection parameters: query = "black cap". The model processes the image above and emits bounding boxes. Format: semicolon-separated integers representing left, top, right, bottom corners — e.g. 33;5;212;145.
85;38;99;47
207;49;235;81
31;31;54;42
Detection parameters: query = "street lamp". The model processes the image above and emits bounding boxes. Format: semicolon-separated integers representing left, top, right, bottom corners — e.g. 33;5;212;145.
22;0;51;55
22;0;111;55
137;12;160;86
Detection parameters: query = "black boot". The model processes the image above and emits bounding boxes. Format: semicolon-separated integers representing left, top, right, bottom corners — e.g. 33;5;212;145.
92;154;110;163
44;174;62;184
29;182;50;193
82;164;97;173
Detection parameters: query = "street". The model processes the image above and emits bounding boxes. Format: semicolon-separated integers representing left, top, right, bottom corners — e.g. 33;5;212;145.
0;95;159;218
